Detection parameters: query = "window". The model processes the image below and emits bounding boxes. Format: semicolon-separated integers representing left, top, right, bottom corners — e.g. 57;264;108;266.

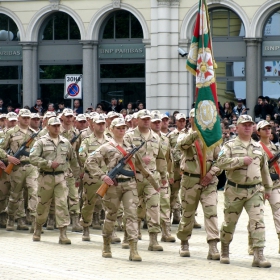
0;14;19;41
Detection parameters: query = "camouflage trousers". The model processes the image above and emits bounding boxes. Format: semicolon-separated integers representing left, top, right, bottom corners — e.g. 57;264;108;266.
170;164;181;211
66;169;80;215
221;184;265;248
160;182;172;226
0;171;11;213
268;187;280;234
35;173;70;228
102;179;139;242
80;172;103;227
177;175;219;242
7;164;38;217
137;173;161;233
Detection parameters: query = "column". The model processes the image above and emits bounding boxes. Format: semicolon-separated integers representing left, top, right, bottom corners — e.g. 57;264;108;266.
244;38;259;119
32;43;38;105
92;41;99;108
20;42;36;107
80;41;94;108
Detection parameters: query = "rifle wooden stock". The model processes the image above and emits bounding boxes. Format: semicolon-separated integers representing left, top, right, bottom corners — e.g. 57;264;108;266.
96;182;110;198
4;163;14;175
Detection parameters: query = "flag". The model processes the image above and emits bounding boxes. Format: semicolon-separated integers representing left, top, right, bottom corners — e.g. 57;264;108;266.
186;0;222;150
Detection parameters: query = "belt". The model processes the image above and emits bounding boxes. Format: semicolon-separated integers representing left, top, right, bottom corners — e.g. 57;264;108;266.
40;171;65;176
116;178;132;183
227;180;260;189
183;172;201;178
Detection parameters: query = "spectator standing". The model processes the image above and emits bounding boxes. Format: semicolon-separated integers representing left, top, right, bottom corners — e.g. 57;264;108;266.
0;99;7;114
31;98;45;116
73;100;83;115
233;98;247;117
223;102;233;120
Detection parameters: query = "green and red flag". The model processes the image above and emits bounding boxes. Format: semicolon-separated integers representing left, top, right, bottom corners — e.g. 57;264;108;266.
186;0;222;152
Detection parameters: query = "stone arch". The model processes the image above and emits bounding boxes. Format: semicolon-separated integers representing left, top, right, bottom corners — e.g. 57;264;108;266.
0;7;25;41
251;0;280;38
26;4;86;41
180;0;250;41
87;3;149;41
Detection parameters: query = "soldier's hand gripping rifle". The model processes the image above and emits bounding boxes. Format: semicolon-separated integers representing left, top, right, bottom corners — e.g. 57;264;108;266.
70;131;82;145
96;141;145;198
4;130;41;175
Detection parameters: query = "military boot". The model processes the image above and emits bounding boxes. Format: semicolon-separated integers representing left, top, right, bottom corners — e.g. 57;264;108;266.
172;209;180;224
220;243;230;264
33;223;42;242
207;240;220;260
0;212;7;228
161;222;176;242
82;226;90;241
148;232;163;251
248;235;254;255
102;236;112;258
6;215;15;231
71;214;83;232
111;229;121;244
194;217;202;229
17;217;29;230
252;247;271;268
46;214;55;230
137;219;142;240
129;241;142;261
92;211;102;230
116;215;123;231
29;216;36;233
179;240;190;257
122;230;129;249
59;226;71;244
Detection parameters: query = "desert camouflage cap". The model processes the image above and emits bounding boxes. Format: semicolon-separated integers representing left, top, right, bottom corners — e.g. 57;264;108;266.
151;112;162;122
176;112;187;120
0;114;6;119
62;108;74;116
125;114;133;122
6;112;18;121
18;109;31;117
107;111;119;119
43;111;56;120
137;109;151;119
256;120;271;131
151;110;161;115
110;117;127;128
237;115;254;125
93;114;106;123
48;117;61;126
76;114;87;122
161;113;169;120
189;109;195;118
31;113;40;119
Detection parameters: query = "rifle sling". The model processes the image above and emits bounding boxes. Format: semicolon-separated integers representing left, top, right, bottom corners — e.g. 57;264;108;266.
194;139;203;179
260;142;280;176
109;142;136;176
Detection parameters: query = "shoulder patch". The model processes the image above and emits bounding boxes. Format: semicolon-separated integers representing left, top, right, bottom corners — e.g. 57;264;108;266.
218;150;224;157
79;147;83;153
30;147;35;153
90;151;96;156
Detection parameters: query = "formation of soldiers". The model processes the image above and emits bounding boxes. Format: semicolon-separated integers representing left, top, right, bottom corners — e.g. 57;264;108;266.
0;107;278;268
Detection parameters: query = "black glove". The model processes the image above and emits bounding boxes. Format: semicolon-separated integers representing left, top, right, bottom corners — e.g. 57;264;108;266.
270;173;279;181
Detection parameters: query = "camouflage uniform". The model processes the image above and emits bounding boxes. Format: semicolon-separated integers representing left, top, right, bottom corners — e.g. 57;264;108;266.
125;124;167;236
0;121;38;228
30;132;78;228
79;131;110;228
176;129;221;249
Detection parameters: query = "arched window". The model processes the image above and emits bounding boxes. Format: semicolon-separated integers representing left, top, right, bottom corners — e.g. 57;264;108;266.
0;14;22;109
98;10;145;111
262;10;280;102
202;8;246;109
38;12;82;107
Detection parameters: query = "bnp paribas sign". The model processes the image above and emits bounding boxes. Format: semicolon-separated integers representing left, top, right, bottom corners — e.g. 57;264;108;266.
98;44;145;59
0;46;22;60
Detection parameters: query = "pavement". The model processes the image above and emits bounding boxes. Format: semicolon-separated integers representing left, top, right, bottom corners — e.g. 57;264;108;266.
0;191;279;280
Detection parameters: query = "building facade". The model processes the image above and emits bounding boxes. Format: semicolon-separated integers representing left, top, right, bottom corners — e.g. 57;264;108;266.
0;0;279;115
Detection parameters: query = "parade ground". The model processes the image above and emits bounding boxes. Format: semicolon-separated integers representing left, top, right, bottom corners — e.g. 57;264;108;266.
0;191;279;280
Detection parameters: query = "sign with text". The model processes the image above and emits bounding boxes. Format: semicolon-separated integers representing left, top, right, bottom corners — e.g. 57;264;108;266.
0;46;22;60
263;41;280;56
98;44;145;59
64;74;82;99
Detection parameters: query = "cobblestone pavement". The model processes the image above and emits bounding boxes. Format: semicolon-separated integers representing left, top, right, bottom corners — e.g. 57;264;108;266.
0;191;279;280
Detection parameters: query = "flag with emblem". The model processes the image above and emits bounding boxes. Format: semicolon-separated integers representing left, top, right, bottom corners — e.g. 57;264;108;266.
186;0;222;150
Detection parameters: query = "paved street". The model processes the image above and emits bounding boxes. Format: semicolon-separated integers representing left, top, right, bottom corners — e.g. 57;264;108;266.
0;191;279;280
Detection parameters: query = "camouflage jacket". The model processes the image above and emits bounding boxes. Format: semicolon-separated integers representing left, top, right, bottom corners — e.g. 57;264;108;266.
176;128;221;177
168;128;187;163
30;133;79;175
217;136;272;190
84;138;159;190
124;127;167;181
80;127;93;141
37;127;48;138
160;132;173;180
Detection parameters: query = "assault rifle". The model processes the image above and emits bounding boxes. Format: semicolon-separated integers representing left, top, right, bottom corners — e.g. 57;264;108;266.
70;131;82;145
96;141;145;198
0;148;11;177
4;130;41;175
268;152;280;168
